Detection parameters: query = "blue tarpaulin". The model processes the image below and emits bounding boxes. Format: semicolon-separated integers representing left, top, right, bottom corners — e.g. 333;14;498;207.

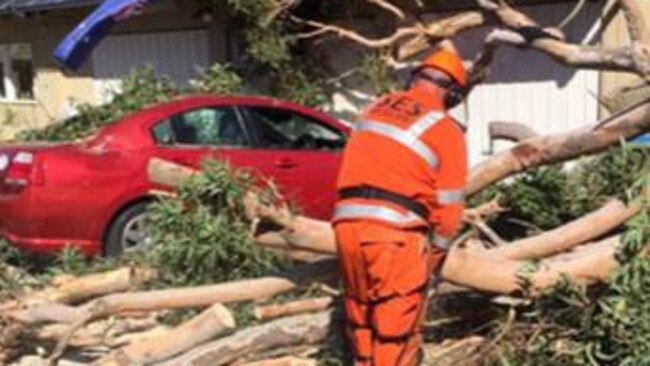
0;0;99;13
633;134;650;145
53;0;158;71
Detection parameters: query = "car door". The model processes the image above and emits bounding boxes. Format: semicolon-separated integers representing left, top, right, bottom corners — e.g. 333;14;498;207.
238;106;346;220
150;106;262;175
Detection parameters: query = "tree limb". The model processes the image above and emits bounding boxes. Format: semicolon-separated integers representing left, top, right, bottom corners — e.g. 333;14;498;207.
466;100;650;196
617;0;650;45
290;15;422;48
367;0;406;20
489;121;539;143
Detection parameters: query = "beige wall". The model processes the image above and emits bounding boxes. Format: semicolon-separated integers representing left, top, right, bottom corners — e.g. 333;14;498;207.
0;0;227;140
0;9;95;136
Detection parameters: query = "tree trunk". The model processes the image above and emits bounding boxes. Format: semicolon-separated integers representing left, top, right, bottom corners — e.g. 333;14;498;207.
145;158;645;297
95;303;235;366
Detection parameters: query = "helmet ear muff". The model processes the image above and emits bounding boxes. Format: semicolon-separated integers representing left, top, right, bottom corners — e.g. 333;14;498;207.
444;82;466;109
407;69;467;109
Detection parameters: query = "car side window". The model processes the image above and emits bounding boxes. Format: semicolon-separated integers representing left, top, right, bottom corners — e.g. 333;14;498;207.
245;107;346;151
152;107;249;147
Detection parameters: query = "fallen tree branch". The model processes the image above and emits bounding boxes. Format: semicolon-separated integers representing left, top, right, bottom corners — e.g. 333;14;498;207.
146;158;648;296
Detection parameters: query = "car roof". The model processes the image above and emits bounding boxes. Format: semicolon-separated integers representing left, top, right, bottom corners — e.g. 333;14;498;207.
139;94;318;116
94;94;349;148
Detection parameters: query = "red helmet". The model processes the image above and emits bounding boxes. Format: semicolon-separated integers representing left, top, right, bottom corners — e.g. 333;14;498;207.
419;49;468;88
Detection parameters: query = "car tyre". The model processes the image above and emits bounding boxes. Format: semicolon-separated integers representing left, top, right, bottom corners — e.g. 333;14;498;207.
104;202;152;257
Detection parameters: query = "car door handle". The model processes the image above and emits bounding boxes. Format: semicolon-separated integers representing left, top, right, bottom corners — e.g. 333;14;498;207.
275;158;297;169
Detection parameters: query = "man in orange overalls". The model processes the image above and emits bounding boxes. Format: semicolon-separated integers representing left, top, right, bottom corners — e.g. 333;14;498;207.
333;44;469;366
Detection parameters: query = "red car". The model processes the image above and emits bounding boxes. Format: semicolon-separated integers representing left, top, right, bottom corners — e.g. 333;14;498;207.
0;95;349;256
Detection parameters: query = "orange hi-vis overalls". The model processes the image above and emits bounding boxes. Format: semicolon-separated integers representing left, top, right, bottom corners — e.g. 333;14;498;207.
333;84;468;366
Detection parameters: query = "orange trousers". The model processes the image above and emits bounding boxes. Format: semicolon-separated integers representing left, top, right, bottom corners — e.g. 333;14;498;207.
334;221;446;366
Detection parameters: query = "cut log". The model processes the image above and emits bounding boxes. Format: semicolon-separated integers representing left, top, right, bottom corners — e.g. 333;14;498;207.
159;311;333;366
15;259;336;327
32;316;160;348
0;267;156;312
105;326;170;348
240;357;318;366
254;297;334;320
44;260;337;362
6;303;83;325
95;303;235;366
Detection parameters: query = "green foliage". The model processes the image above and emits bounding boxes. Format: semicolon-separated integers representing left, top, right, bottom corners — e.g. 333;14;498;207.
472;146;649;238
359;52;397;94
273;65;329;108
244;25;293;68
146;159;288;286
16;62;246;143
498;210;650;366
215;0;330;108
18;67;178;142
192;63;243;95
487;145;650;365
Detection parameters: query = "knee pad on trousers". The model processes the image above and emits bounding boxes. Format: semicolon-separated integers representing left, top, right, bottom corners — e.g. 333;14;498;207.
372;291;425;339
373;333;423;366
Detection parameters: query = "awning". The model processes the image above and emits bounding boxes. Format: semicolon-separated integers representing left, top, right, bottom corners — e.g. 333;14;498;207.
0;0;101;14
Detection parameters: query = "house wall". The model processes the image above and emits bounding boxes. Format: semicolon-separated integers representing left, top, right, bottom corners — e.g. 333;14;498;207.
0;0;228;140
0;9;95;138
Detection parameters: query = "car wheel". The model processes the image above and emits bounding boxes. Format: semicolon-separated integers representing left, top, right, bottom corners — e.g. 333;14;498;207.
104;202;154;257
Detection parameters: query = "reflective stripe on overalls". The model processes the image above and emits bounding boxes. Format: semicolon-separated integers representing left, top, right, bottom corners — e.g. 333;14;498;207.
333;111;463;251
